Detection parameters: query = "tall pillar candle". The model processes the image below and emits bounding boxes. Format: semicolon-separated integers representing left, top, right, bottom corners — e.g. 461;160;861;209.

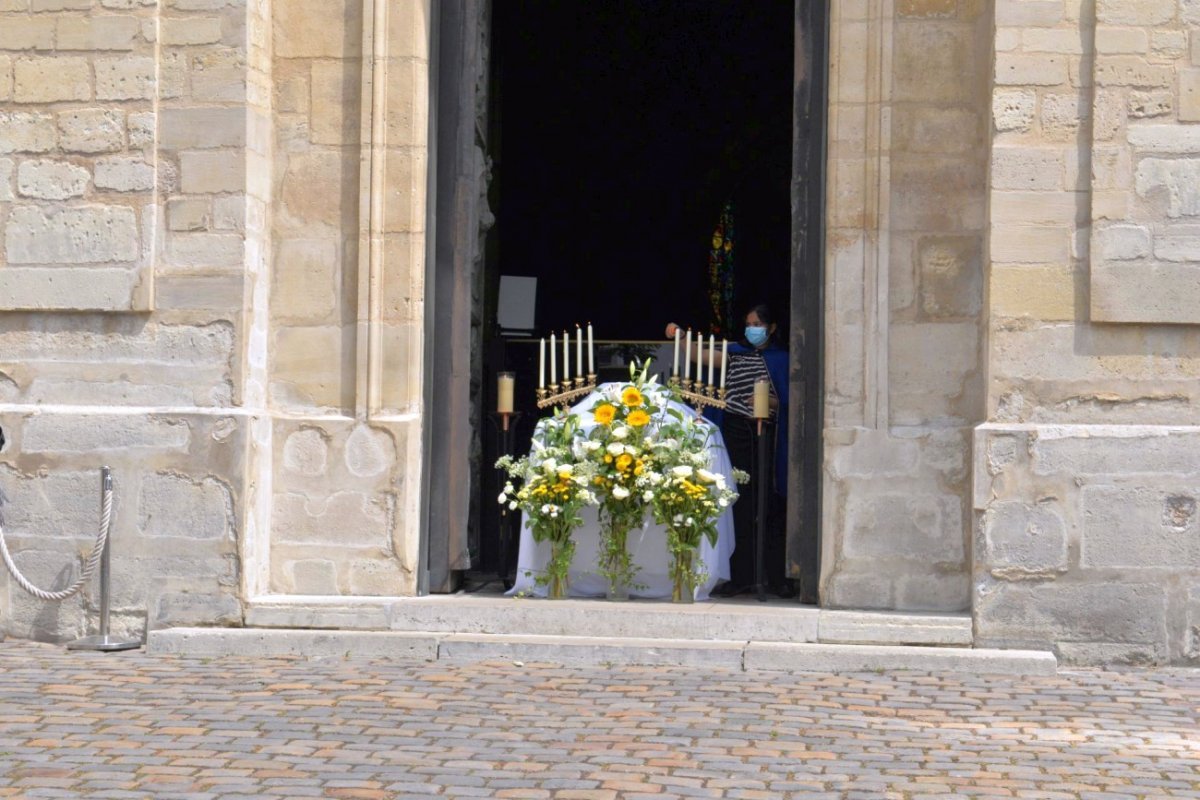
576;326;583;378
720;339;727;389
753;378;770;419
550;332;557;385
497;372;514;414
563;330;570;381
539;338;545;388
708;335;715;387
684;328;692;380
587;323;594;374
672;327;680;377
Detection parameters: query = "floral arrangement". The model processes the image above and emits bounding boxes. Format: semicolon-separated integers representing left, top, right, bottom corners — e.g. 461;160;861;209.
496;411;597;598
497;358;746;602
579;361;667;599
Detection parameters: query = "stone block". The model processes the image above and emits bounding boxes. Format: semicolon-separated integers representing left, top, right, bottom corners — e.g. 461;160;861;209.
280;150;358;228
272;490;392;547
995;54;1067;86
346;558;406;595
1041;93;1087;139
155;273;243;310
975;581;1168;662
0;267;138;310
1129;126;1200;154
15;159;88;200
1095;27;1150;55
989;224;1070;263
897;0;954;17
1186;0;1200;24
993;89;1036;132
272;238;338;321
0;55;11;100
1081;485;1199;569
4;547;87;641
138;472;232;540
94;156;154;192
994;0;1063;25
14;57;90;102
271;325;352;409
310;60;360;146
127;111;154;147
828;429;919;479
152;592;242;628
990;264;1076;320
1135;158;1200;218
0;157;11;201
1095;224;1151;260
22;414;191;453
918;235;981;318
212;195;244;230
165;232;244;268
31;0;94;8
192;65;244;103
1188;585;1200;659
893;23;971;104
843;492;965;563
274;0;359;58
982;501;1068;575
990;190;1084;226
1181;70;1200;123
1150;30;1188;59
1021;29;1085;55
0;17;55;50
179;150;243;194
1094;57;1173;88
344;425;396;478
289;559;338;594
160;16;223;45
1153;235;1200;263
0;468;100;540
888;322;978;424
167;198;209;231
282;428;329;477
95;56;155;100
1032;430;1200;477
57;108;124;153
6;205;138;264
56;15;140;50
1096;0;1175;24
991;146;1064;191
159;107;246;150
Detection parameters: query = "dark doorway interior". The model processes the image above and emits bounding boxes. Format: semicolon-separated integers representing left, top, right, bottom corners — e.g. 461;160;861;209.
489;0;795;338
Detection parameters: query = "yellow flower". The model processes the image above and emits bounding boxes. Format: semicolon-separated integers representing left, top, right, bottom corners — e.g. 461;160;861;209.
621;387;644;407
626;409;650;427
616;453;633;473
594;403;616;425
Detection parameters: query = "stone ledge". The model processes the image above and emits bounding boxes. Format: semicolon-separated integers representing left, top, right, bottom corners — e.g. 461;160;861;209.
147;627;1056;676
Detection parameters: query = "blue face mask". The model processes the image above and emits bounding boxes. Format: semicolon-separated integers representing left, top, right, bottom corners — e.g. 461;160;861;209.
745;326;768;347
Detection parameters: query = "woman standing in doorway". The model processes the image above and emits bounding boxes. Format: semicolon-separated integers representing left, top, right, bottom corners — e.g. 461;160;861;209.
665;304;791;597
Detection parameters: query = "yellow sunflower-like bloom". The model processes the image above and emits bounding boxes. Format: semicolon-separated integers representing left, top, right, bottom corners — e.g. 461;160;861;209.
621;387;644;407
626;409;650;427
616;453;634;473
593;403;616;425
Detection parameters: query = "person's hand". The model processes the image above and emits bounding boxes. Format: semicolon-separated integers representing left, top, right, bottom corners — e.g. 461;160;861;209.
665;322;679;338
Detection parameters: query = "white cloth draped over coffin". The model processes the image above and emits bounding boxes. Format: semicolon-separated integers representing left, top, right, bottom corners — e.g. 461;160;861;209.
507;384;736;600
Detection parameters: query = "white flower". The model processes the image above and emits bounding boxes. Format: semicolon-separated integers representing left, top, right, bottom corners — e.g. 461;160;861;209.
612;426;629;440
686;517;694;526
606;443;624;456
643;490;654;502
697;468;717;484
718;498;729;508
541;504;551;514
673;514;683;524
584;440;602;452
671;465;694;478
509;501;518;511
541;458;557;475
714;474;727;490
497;492;507;503
612;485;630;500
557;464;574;477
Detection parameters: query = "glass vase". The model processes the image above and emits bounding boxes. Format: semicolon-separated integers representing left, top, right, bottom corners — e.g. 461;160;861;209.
602;523;632;601
546;538;573;600
670;546;696;604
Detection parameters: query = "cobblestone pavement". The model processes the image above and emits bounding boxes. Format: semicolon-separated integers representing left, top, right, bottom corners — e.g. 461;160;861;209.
0;640;1197;799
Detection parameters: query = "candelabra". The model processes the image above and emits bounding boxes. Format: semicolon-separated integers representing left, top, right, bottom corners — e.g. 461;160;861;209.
668;377;727;412
536;374;598;411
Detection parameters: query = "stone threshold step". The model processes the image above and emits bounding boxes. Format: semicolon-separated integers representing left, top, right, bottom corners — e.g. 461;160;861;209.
244;594;973;647
147;628;1056;676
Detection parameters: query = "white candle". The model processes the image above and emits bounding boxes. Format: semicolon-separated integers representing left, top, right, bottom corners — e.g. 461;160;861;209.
587;323;594;374
550;332;557;385
497;372;514;414
753;378;770;419
539;338;545;389
708;335;715;387
563;330;570;381
684;328;692;380
720;339;728;389
672;327;680;377
576;326;583;379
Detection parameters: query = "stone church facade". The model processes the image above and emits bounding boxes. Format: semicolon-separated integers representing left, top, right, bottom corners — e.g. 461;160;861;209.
0;0;1198;665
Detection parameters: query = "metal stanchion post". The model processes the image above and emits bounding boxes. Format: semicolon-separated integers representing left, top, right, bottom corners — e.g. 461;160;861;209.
752;420;771;603
68;467;141;652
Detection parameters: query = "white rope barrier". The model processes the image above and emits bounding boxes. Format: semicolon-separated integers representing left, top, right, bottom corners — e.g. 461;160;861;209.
0;482;112;602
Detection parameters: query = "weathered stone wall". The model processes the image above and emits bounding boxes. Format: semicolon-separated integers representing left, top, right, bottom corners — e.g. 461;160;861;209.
977;0;1200;665
821;0;990;611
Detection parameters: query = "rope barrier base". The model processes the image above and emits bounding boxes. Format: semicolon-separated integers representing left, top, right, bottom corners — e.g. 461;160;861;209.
66;633;140;652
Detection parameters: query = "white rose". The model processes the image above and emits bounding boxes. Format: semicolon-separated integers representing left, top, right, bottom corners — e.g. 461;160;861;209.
497;492;507;503
718;498;729;508
542;458;557;475
697;469;717;484
612;426;629;440
585;440;602;452
714;475;727;490
612;485;630;500
557;464;574;476
671;465;694;478
606;443;624;456
643;490;654;502
509;501;518;511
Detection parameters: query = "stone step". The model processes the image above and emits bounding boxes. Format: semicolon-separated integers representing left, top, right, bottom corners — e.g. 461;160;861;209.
244;594;973;647
147;628;1056;676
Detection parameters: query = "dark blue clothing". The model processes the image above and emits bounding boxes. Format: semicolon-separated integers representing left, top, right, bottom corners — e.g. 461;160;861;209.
705;342;789;496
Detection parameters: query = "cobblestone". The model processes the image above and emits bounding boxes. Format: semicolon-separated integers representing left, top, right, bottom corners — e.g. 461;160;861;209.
0;641;1195;797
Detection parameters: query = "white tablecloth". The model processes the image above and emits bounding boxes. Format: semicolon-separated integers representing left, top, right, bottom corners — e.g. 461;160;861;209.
508;385;736;600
